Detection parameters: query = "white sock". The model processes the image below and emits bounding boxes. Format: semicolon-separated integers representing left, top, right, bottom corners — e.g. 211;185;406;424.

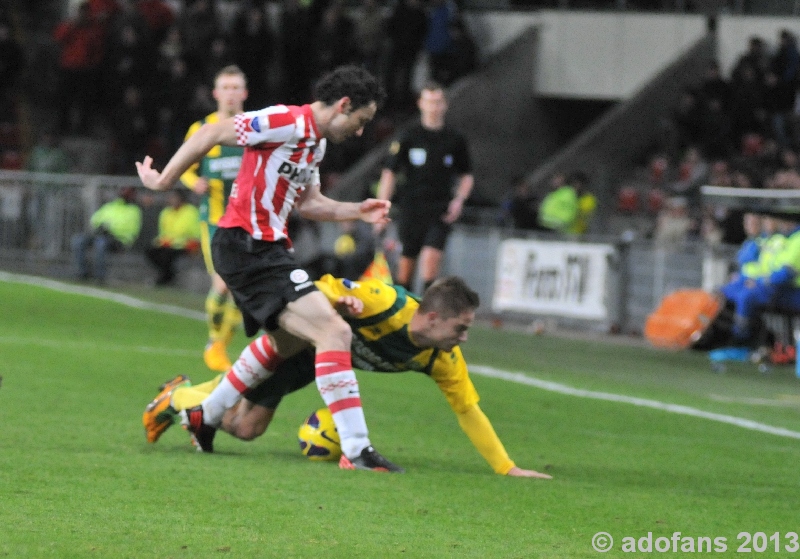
315;350;370;458
202;335;282;426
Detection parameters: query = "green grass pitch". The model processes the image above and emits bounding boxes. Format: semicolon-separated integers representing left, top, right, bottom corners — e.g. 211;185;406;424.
1;276;799;558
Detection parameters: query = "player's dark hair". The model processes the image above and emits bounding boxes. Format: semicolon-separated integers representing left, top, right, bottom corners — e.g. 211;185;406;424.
419;276;479;318
313;65;386;110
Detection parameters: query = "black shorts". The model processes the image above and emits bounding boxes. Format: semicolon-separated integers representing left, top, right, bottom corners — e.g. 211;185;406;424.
398;206;452;258
244;349;316;409
211;227;318;336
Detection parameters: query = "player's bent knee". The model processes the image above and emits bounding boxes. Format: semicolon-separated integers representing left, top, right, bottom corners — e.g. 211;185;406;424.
234;407;273;441
326;315;352;346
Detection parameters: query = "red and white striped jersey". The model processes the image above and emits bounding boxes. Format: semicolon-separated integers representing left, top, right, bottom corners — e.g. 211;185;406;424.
217;104;327;244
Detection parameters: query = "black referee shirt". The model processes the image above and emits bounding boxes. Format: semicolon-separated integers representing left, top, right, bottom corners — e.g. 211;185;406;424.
384;123;472;206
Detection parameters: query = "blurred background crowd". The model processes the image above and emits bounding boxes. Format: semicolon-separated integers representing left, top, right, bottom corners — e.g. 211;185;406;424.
2;0;800;246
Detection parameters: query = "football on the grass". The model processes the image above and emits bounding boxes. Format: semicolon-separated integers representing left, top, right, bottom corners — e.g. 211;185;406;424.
298;408;341;461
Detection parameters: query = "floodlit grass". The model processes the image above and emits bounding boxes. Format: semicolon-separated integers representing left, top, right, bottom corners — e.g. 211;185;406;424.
1;278;799;558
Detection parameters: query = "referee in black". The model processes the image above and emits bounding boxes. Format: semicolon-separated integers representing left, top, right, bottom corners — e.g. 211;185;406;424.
376;82;474;291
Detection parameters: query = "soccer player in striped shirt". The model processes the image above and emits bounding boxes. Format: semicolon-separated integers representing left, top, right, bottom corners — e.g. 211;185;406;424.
145;275;552;478
136;65;401;472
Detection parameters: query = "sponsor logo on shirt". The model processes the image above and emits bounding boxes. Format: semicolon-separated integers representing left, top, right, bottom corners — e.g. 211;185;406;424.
278;161;314;184
290;269;310;283
250;116;261;133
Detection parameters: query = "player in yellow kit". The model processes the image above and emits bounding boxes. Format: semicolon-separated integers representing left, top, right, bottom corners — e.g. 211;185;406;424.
144;275;552;478
180;65;248;372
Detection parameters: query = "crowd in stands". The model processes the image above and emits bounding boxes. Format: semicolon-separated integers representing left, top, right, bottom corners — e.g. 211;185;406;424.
606;29;800;248
6;0;477;178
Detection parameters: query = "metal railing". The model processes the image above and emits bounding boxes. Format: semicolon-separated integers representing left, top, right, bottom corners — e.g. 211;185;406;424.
0;170;740;333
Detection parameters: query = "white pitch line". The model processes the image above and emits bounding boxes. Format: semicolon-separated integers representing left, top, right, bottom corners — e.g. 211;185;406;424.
471;365;800;440
0;336;198;357
4;271;800;441
0;271;205;321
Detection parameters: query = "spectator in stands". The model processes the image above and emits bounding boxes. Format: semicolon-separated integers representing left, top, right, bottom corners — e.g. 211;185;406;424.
102;18;154;112
654;196;694;248
279;0;313;103
697;60;730;111
204;35;236;86
671;88;702;156
157;24;183;65
134;0;175;45
311;0;357;78
53;1;105;134
25;132;71;174
670;145;708;197
501;175;545;231
697;97;734;159
353;0;386;76
111;85;152;174
424;0;457;86
145;189;201;286
732;36;770;86
178;0;219;78
445;17;477;85
384;0;427;112
538;171;595;236
701;160;747;246
231;2;274;109
765;30;800;149
764;148;800;190
0;20;23;112
728;60;767;146
72;186;142;283
154;56;196;156
25;132;73;252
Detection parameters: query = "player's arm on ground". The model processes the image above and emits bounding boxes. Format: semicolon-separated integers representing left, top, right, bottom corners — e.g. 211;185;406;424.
137;117;238;191
296;178;390;224
430;348;551;479
179;120;208;194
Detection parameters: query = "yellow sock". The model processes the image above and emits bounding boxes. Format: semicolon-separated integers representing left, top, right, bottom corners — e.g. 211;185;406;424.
205;289;228;342
171;375;223;411
219;301;242;345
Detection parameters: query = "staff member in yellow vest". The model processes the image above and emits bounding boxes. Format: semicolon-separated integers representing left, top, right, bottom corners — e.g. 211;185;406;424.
538;172;596;235
180;65;248;371
145;189;201;286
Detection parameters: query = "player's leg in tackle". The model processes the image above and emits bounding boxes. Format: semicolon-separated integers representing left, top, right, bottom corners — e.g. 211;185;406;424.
142;375;192;443
182;333;293;452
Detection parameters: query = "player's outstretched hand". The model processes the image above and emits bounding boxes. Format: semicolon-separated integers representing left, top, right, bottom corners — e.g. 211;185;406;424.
359;198;391;224
507;466;553;479
135;156;164;191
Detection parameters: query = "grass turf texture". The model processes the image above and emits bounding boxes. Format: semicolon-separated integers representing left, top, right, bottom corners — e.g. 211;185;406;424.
1;278;798;558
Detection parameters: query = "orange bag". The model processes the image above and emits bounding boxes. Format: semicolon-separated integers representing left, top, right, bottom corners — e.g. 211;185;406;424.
644;289;722;349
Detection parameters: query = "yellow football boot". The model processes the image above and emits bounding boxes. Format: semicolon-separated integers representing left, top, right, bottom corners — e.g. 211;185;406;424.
203;340;232;372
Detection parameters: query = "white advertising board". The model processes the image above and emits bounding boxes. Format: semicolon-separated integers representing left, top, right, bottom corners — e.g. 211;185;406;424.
493;239;615;320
